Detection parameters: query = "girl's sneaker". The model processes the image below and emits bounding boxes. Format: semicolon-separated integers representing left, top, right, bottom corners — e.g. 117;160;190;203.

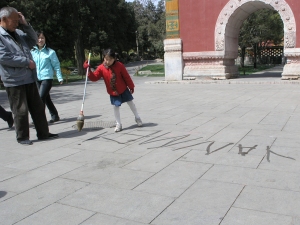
135;117;143;127
115;124;122;132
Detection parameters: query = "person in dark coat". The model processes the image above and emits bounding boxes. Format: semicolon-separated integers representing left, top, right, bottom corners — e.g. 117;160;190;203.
0;7;58;145
0;105;13;128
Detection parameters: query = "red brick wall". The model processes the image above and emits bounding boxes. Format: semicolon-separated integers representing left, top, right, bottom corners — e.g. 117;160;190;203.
179;0;300;52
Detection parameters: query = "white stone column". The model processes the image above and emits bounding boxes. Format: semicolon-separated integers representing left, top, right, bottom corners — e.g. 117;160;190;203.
282;48;300;80
164;38;183;81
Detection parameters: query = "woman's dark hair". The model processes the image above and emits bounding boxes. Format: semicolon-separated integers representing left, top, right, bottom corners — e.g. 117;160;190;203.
102;48;119;60
103;48;115;58
36;31;50;49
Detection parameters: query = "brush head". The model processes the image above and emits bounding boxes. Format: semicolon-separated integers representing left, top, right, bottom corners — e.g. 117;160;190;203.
77;111;84;121
77;120;84;131
77;114;84;121
77;111;84;131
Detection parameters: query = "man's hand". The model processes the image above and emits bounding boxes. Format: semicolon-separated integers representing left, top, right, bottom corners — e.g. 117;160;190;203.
18;12;28;25
83;60;90;69
28;60;36;69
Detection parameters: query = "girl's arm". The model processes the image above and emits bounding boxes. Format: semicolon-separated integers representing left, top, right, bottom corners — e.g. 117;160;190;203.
87;66;103;81
50;50;63;83
120;63;134;90
83;60;103;81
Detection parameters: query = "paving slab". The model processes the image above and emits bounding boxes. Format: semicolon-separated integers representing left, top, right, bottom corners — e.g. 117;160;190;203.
233;185;300;218
258;146;300;173
229;134;275;156
221;207;294;225
0;166;24;181
181;148;264;168
0;160;84;193
134;161;212;197
0;178;88;225
58;183;175;224
152;179;243;225
80;213;147;225
202;164;300;192
1;64;300;224
61;163;154;189
63;150;140;168
14;203;94;225
5;147;82;171
123;148;189;173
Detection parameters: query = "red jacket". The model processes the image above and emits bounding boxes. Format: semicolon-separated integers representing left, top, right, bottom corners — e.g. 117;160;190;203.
88;61;134;96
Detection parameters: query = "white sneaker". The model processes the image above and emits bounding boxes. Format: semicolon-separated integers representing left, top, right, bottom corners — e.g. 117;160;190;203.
135;117;143;127
114;124;122;132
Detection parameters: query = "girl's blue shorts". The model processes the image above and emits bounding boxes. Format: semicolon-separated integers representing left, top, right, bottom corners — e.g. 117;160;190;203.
110;88;133;106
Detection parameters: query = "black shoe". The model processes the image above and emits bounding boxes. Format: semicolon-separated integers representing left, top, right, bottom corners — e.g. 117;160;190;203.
49;117;60;124
18;140;33;145
38;133;59;140
7;112;14;128
49;133;59;139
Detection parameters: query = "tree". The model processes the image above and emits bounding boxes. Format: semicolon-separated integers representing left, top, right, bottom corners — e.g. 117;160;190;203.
1;0;162;70
1;0;138;73
1;0;81;67
239;9;284;68
131;0;165;59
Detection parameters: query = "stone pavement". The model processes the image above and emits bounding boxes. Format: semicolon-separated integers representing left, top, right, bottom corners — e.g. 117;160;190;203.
1;64;300;225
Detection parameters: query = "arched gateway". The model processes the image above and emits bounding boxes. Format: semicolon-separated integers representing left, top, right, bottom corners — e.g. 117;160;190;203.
164;0;300;80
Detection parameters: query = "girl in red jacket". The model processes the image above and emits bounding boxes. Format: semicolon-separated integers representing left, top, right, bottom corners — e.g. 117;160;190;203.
83;48;142;132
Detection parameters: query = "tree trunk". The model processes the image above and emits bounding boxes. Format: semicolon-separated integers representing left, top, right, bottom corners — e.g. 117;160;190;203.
253;43;257;69
240;46;246;68
75;34;85;78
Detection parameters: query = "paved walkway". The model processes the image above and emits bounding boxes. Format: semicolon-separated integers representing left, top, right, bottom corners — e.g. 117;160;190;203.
1;65;300;225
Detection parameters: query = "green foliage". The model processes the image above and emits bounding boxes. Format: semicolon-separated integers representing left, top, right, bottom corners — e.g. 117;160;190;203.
60;60;74;68
239;9;283;48
0;0;164;69
136;64;164;77
239;9;284;67
139;64;164;72
132;0;165;59
89;57;101;68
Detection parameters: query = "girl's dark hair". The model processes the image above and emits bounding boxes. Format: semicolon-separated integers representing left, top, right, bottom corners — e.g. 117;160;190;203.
103;48;119;60
36;31;50;49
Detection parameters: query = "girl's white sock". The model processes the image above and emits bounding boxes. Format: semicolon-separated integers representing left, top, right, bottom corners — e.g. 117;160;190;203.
113;106;121;125
127;101;140;118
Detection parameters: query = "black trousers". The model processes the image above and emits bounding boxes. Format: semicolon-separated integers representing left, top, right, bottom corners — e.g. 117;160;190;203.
36;79;59;120
0;105;10;122
6;82;49;141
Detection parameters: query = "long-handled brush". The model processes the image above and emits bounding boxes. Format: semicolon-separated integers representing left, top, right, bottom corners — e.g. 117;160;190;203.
77;53;91;131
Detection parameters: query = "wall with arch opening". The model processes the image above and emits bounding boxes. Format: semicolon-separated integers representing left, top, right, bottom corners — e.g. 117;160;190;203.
164;0;300;80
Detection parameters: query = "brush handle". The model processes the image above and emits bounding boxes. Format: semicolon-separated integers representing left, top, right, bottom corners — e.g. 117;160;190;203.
81;53;91;112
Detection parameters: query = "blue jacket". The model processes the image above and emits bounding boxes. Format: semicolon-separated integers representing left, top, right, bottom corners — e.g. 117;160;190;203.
31;45;63;82
0;25;37;87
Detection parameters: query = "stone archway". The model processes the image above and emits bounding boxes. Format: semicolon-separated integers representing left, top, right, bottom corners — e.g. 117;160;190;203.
214;0;297;79
164;0;300;80
164;0;300;81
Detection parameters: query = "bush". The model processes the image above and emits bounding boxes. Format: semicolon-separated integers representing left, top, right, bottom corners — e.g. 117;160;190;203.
61;68;71;75
60;60;73;68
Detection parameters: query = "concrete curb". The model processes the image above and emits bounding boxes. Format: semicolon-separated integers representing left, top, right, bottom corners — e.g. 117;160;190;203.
145;79;300;85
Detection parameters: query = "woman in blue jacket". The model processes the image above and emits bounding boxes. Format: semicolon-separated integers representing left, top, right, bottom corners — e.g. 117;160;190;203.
31;31;63;123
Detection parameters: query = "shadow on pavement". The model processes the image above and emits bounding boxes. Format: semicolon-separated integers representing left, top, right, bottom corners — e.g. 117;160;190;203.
0;191;7;199
122;122;158;131
0;127;14;132
47;115;102;127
